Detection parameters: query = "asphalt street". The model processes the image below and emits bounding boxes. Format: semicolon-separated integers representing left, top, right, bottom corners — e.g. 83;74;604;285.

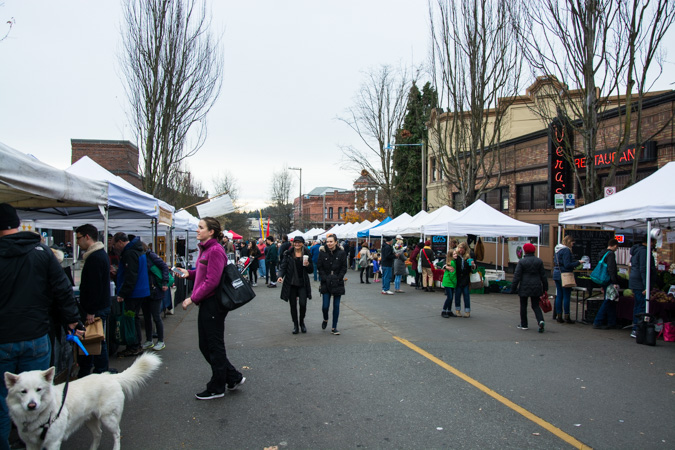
64;273;675;449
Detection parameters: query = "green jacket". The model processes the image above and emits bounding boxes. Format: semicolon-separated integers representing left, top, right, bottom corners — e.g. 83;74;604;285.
442;260;457;288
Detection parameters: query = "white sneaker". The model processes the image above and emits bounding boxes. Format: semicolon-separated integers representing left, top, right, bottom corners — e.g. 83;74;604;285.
142;341;154;350
252;282;257;287
153;341;165;351
384;290;394;295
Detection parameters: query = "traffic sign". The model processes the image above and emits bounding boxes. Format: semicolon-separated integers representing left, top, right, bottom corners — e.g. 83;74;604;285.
554;193;564;209
604;186;616;197
565;193;575;209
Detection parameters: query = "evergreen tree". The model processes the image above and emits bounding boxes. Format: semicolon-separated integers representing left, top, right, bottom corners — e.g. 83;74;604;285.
392;82;437;216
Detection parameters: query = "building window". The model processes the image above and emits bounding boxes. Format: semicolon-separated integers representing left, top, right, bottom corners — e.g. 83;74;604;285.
430;157;436;182
338;207;342;219
480;187;509;212
517;183;547;210
528;224;550;247
329;207;333;219
344;207;348;215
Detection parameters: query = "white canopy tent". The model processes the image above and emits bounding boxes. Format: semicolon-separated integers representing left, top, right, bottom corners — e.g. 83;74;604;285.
344;220;376;239
302;227;326;241
412;206;459;237
334;222;361;239
0;141;108;208
288;230;304;240
559;161;675;309
424;200;540;269
391;210;428;236
369;213;412;238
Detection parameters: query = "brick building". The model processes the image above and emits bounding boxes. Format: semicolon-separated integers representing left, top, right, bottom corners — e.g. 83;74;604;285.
293;187;353;230
427;78;675;270
71;139;142;189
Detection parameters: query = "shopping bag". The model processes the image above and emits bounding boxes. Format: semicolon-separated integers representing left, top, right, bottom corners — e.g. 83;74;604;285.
539;292;552;313
115;306;138;346
78;317;105;356
663;322;675;342
469;271;483;290
220;263;256;311
590;251;611;286
561;272;576;288
150;263;175;287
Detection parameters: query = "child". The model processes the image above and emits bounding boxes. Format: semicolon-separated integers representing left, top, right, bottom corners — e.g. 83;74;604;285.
372;254;381;282
441;250;458;317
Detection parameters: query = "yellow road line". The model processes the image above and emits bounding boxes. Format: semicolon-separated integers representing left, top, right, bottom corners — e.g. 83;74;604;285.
393;336;592;450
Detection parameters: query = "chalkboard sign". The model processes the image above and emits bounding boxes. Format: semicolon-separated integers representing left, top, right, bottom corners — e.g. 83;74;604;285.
431;235;447;255
564;229;615;266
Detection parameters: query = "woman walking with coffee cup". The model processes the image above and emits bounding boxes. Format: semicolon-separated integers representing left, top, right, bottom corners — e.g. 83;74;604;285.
277;236;314;334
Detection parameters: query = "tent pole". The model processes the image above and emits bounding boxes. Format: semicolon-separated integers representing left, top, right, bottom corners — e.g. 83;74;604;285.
646;219;652;314
495;237;498;270
101;206;109;254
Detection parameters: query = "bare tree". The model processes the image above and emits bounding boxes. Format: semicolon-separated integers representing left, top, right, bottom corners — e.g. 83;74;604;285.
339;65;410;214
428;0;523;209
120;0;223;199
615;0;675;185
268;166;294;237
212;171;240;207
517;0;672;202
1;2;14;43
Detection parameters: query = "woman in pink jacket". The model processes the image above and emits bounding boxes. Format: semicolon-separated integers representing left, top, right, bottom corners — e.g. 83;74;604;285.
178;217;245;400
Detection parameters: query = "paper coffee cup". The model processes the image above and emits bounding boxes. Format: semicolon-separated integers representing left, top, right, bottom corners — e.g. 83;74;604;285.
303;255;309;263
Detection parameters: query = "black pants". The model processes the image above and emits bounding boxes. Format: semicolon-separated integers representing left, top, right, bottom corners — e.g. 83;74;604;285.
249;261;259;283
142;297;164;341
359;267;370;283
197;296;242;393
520;296;545;328
267;261;277;284
289;285;308;326
415;272;422;288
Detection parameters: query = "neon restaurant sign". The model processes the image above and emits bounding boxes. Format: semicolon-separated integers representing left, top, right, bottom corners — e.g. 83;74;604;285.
547;119;572;206
574;141;656;168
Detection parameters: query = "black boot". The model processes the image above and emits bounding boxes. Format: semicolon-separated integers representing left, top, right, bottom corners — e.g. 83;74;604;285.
564;314;575;324
300;320;307;333
292;324;299;334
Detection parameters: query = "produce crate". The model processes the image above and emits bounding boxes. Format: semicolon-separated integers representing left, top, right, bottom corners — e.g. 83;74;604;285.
585;299;603;323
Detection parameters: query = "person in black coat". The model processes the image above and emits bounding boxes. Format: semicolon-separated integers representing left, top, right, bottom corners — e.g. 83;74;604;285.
318;233;348;335
142;242;170;351
277;236;314;334
511;243;548;332
75;224;112;376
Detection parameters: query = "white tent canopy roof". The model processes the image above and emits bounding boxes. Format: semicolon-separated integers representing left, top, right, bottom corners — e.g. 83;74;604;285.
414;206;460;235
388;210;428;236
288;230;304;239
334;222;360;239
0;141;108;208
559;161;675;229
344;220;375;239
174;210;199;231
372;213;412;237
423;200;540;237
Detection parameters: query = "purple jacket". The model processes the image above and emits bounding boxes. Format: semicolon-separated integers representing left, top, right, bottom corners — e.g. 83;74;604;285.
187;238;227;304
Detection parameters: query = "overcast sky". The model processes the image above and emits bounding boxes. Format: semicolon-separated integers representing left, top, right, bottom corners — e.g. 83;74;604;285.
1;1;673;212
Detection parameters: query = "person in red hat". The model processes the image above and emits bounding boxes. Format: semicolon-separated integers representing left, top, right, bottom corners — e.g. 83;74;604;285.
511;242;548;332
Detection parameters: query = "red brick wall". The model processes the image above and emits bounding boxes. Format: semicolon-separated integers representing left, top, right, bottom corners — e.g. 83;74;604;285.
71;139;143;189
294;191;354;229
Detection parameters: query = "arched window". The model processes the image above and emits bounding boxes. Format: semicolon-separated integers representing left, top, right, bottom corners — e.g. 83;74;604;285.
338;207;342;219
329;207;334;219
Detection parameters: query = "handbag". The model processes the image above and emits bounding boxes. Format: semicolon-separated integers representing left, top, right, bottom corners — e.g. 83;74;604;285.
469;271;483;290
561;271;576;288
150;263;175;287
79;317;105;356
539;292;552;313
606;283;619;301
219;263;256;311
663;322;675;342
115;304;138;347
590;251;611;286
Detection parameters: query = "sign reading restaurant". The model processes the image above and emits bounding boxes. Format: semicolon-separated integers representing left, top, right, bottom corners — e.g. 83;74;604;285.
573;141;656;168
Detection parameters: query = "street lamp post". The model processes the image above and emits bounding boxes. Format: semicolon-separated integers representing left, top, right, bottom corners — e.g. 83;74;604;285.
385;142;426;210
289;167;302;230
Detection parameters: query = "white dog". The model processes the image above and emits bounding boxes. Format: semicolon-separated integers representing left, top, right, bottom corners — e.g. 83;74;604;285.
4;352;161;450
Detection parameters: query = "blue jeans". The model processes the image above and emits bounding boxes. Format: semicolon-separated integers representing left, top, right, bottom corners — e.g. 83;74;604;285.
442;287;455;313
381;266;393;292
78;307;111;377
554;279;572;315
593;290;617;327
394;275;403;290
632;290;647;331
0;334;52;450
322;294;341;329
313;265;319;281
455;285;470;312
258;259;266;278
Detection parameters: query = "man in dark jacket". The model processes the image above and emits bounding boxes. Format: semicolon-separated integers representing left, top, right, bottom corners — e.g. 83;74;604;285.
629;237;657;337
143;245;169;351
0;204;81;448
279;235;291;266
113;232;150;356
75;224;112;377
265;235;279;287
593;239;620;330
380;236;395;295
